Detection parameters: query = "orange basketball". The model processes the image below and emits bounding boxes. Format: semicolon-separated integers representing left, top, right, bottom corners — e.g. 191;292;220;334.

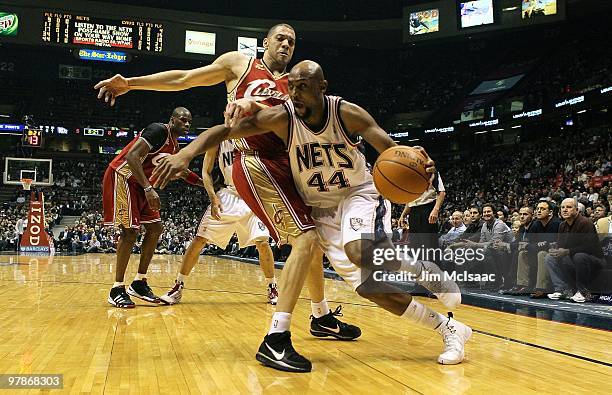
373;146;430;204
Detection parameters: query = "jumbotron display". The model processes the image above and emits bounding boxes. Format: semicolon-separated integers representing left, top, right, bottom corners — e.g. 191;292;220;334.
41;12;163;52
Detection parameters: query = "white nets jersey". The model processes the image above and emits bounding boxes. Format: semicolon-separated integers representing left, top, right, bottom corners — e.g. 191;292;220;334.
218;140;236;192
285;95;373;208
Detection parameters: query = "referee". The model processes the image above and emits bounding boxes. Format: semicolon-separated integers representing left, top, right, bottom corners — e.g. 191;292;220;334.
399;170;446;250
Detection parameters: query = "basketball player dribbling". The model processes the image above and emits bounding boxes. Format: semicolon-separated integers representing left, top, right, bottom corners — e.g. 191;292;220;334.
159;139;279;305
95;24;360;349
102;107;203;308
153;61;472;371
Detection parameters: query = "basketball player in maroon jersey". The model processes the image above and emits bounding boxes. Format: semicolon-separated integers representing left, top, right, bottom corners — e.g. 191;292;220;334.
102;107;203;308
95;24;360;353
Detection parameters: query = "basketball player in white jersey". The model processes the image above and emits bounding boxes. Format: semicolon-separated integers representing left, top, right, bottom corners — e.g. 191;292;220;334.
95;24;361;351
159;139;279;305
153;61;471;372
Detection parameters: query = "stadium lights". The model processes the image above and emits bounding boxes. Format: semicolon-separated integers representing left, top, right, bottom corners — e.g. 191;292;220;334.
474;130;488;135
576;110;587;114
0;114;9;118
491;128;504;131
502;7;518;11
511;125;522;129
408;138;420;142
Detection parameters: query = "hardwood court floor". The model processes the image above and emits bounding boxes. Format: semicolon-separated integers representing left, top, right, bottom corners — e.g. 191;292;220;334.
0;253;610;394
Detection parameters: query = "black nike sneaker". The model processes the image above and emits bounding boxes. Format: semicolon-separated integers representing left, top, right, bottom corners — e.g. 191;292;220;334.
127;278;161;304
255;331;312;373
108;285;136;308
310;305;362;340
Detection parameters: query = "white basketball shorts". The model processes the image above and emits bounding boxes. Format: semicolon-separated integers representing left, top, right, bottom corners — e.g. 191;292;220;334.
311;183;392;290
197;187;270;248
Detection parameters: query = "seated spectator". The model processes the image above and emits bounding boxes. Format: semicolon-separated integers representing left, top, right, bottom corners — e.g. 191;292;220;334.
86;235;101;253
463;210;472;227
592;204;607;223
511;220;521;236
527;201;563;299
546;198;605;303
439;211;467;249
452;206;483;244
463;203;515;290
503;206;536;295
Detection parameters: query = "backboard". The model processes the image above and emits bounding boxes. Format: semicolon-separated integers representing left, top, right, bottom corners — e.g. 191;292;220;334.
3;157;53;186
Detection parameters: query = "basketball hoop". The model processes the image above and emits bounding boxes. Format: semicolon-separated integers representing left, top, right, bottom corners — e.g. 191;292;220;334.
20;178;33;191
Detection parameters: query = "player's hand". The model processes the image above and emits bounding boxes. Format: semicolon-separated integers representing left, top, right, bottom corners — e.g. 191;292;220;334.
94;74;129;106
152;153;190;189
412;145;436;187
412;145;435;173
224;98;254;127
210;197;223;220
144;189;161;211
428;209;439;224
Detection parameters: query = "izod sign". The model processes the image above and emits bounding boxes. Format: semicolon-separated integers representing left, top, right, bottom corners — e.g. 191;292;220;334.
0;13;18;36
20;191;54;254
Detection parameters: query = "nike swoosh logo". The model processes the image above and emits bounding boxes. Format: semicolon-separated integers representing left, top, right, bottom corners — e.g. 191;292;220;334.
319;325;341;334
265;343;285;360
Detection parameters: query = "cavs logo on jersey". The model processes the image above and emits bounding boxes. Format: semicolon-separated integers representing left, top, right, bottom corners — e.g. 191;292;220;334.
244;79;289;102
151;152;171;167
272;204;287;230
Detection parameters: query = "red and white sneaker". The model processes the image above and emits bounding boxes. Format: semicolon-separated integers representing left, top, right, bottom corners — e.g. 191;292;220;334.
160;280;184;305
267;283;278;305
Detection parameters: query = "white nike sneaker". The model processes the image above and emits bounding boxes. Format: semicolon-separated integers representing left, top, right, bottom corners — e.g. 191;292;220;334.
417;261;462;309
569;291;586;303
437;313;472;365
160;280;184;305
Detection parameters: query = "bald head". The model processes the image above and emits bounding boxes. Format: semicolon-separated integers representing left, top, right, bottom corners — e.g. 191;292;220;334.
450;211;464;228
290;60;325;82
560;198;578;220
168;107;192;136
172;107;191;118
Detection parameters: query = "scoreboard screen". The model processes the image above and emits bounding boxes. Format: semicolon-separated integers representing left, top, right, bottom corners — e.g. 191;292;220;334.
42;12;163;52
23;127;42;148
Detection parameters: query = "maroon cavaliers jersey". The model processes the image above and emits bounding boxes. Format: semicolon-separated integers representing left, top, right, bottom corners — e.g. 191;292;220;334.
109;123;178;181
228;58;289;155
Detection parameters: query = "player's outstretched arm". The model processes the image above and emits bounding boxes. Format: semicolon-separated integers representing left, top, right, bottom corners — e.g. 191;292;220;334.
94;52;246;106
152;106;288;189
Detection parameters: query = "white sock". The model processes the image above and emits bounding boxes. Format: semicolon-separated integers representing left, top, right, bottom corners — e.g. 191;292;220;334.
268;312;292;334
311;299;330;318
401;299;446;331
266;277;276;286
112;281;124;288
134;273;146;281
177;273;187;283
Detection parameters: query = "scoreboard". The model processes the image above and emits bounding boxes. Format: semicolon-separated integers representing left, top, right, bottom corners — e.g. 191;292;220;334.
23;127;42;148
42;12;163;52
